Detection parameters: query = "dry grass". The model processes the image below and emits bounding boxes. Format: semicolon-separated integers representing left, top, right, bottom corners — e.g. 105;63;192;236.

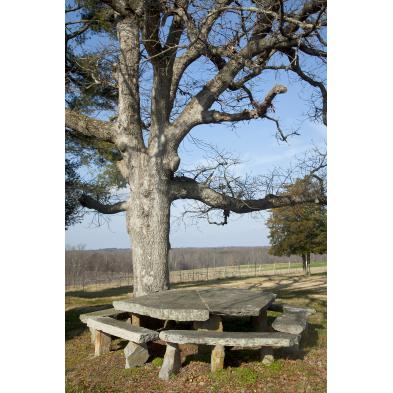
66;272;327;393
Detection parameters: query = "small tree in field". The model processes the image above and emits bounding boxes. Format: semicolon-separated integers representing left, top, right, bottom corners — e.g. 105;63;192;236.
266;178;327;275
65;0;327;296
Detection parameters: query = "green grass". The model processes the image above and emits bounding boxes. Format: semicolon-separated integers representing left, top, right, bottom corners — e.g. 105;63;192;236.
151;357;164;367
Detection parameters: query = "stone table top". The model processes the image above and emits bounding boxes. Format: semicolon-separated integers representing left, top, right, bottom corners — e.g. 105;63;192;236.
113;288;276;322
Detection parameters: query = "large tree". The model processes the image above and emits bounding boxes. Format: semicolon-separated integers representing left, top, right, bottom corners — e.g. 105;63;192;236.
65;0;327;296
266;178;327;274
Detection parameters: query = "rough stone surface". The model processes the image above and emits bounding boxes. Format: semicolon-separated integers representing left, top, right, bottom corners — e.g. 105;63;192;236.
114;288;276;321
272;309;312;335
80;308;125;323
124;342;149;368
211;345;225;372
159;330;297;347
86;317;159;343
94;330;111;357
159;342;181;381
114;290;209;321
197;288;276;317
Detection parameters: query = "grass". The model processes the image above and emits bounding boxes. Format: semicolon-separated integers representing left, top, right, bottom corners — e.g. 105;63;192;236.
65;272;327;393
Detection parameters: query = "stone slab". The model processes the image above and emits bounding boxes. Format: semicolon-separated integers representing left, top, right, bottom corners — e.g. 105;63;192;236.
197;289;276;317
86;317;159;343
114;289;277;321
159;342;181;381
272;314;307;335
114;290;210;321
159;330;298;347
80;308;125;323
124;342;149;368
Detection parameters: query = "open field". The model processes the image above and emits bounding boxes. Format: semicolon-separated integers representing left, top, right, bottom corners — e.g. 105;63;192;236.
65;261;326;292
66;271;327;392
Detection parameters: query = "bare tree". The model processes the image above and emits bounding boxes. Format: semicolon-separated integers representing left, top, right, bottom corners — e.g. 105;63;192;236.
65;0;327;296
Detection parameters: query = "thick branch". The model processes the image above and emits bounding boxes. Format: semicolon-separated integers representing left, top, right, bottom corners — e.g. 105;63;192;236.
65;109;115;143
201;85;287;124
79;194;128;214
171;177;326;213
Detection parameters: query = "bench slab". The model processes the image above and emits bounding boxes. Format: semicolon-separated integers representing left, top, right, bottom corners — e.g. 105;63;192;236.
272;307;315;335
86;317;159;343
159;330;298;347
79;308;126;323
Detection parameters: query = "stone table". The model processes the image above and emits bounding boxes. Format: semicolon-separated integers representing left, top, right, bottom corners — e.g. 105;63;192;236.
113;288;277;371
113;288;276;328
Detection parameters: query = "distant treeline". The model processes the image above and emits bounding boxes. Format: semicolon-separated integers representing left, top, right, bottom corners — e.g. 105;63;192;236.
65;246;326;278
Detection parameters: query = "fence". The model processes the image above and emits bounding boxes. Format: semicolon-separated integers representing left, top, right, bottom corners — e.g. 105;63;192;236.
65;259;327;292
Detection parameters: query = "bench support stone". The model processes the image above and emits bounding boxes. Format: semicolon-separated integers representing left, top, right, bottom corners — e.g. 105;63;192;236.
89;327;97;344
124;342;149;368
259;347;274;365
159;342;181;381
94;330;111;356
211;344;225;372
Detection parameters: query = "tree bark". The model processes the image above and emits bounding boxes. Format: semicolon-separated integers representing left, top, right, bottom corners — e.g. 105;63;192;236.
127;157;171;297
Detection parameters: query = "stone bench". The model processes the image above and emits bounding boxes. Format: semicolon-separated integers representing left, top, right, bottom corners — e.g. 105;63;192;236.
271;306;315;349
79;308;129;343
158;330;299;380
86;317;159;368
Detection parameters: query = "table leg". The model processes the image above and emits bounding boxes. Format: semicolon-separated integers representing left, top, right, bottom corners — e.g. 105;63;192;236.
194;315;224;362
131;313;142;327
251;309;268;332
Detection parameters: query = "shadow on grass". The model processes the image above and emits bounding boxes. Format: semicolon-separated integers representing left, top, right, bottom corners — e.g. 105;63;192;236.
173;272;326;290
65;304;113;341
66;285;133;299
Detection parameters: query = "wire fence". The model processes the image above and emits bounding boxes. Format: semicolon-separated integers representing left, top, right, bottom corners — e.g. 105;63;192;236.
65;260;326;292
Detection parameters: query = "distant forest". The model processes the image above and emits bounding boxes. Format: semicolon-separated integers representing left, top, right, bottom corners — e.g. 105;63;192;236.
65;247;326;277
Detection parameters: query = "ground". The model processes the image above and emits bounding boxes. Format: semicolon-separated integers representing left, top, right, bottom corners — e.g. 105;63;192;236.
66;271;327;393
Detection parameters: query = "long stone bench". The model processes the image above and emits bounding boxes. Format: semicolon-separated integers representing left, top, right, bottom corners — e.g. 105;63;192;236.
271;306;315;348
79;308;129;343
86;317;159;368
158;330;299;380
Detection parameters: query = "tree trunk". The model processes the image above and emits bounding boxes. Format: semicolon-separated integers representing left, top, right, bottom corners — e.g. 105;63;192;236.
307;252;311;276
127;159;172;297
302;253;307;275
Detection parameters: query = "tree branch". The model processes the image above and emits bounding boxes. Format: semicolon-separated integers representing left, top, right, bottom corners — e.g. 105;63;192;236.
79;194;128;214
201;85;287;124
170;177;326;213
65;109;116;143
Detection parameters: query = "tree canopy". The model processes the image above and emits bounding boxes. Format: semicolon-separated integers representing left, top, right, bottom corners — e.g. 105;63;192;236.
266;178;327;258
